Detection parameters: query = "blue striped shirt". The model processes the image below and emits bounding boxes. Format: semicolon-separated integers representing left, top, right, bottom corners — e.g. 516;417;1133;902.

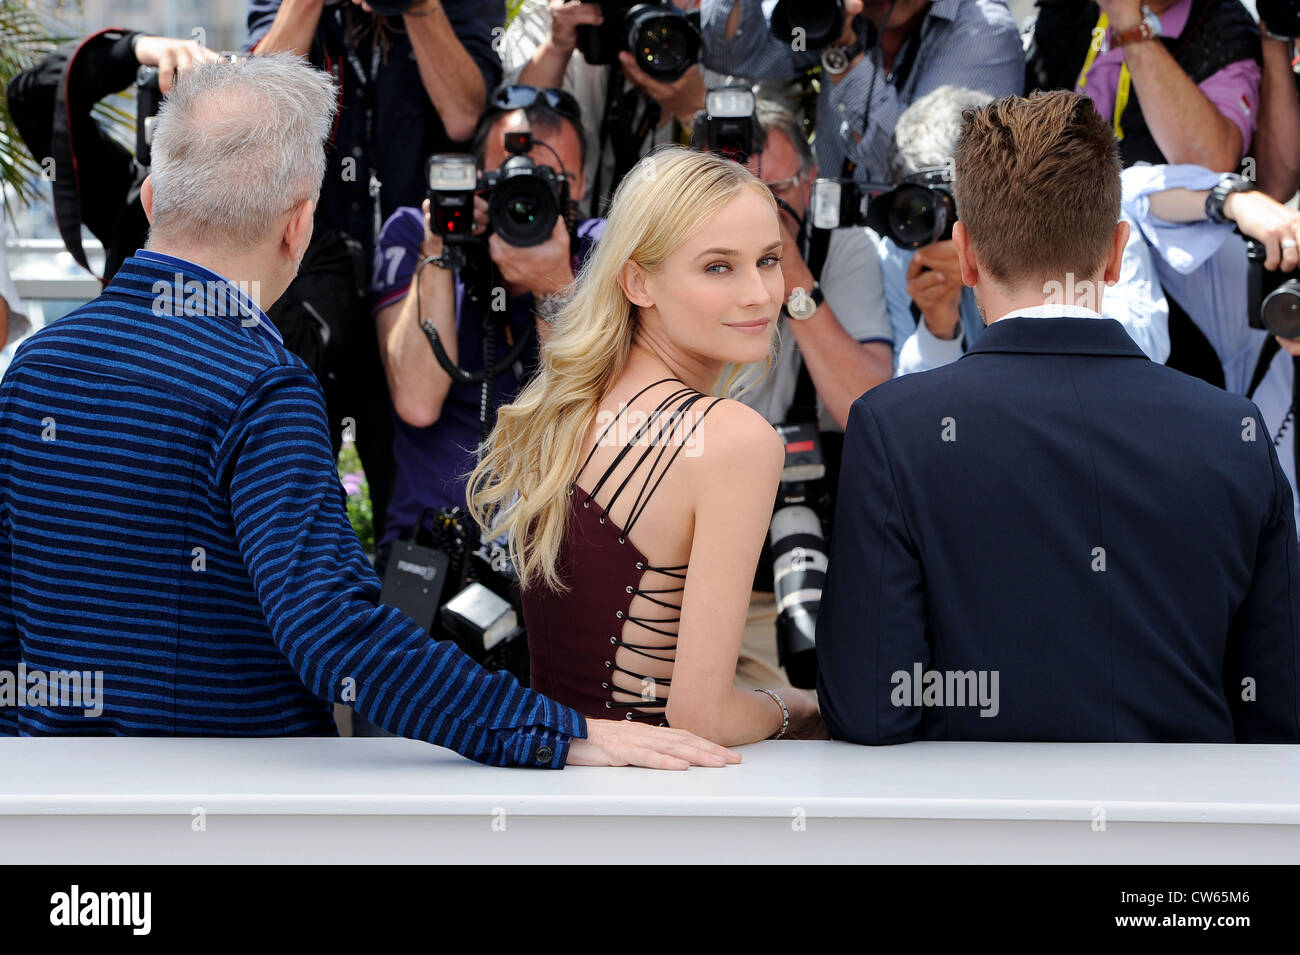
0;250;585;766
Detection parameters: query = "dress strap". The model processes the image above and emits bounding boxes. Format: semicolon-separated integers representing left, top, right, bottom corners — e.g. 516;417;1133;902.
574;377;682;487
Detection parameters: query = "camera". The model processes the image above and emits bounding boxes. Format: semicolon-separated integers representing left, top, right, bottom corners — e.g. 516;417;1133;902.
770;0;848;52
1247;238;1300;340
694;86;763;163
426;131;571;249
136;66;164;168
768;422;829;689
811;167;956;249
1258;0;1300;37
576;0;701;82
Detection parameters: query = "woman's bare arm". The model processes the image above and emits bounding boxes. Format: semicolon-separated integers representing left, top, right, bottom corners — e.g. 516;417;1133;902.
665;399;804;744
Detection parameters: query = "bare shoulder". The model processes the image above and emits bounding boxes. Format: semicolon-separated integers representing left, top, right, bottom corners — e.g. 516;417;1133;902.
682;396;785;485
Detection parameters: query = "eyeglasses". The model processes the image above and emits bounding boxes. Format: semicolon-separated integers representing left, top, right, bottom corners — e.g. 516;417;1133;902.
490;85;583;126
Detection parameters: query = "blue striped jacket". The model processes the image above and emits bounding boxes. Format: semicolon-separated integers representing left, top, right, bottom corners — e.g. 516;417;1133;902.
0;250;585;766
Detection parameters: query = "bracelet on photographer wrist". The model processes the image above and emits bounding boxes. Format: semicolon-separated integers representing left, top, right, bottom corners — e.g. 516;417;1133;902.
535;290;571;326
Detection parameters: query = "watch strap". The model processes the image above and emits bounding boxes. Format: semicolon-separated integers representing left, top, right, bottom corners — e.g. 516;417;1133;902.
1205;173;1253;225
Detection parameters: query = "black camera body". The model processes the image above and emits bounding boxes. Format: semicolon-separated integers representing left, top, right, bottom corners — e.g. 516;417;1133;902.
811;167;956;249
693;85;763;163
576;0;701;81
1258;0;1300;37
1247;238;1300;340
427;132;573;250
135;66;164;168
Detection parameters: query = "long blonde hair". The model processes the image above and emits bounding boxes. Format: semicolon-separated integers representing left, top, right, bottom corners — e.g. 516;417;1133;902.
467;145;778;593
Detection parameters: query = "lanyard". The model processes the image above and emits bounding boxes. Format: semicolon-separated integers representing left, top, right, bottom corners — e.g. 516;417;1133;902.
1075;12;1134;142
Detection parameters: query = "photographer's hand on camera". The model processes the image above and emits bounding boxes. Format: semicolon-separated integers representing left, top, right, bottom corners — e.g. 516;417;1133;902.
1216;189;1300;272
906;241;964;341
520;0;606;87
489;216;575;300
617;51;707;127
133;36;221;94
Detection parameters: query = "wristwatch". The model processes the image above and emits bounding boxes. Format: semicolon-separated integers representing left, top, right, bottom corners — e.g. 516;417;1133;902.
1113;5;1162;47
785;283;824;321
1205;173;1254;224
821;40;862;76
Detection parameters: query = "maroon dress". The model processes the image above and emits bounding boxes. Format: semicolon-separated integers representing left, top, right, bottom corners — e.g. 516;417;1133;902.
521;378;723;724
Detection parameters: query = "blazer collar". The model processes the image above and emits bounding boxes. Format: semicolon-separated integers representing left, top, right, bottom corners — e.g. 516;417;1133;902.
963;317;1149;360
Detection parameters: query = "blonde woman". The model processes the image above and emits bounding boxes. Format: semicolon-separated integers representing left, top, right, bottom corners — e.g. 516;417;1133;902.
470;147;825;745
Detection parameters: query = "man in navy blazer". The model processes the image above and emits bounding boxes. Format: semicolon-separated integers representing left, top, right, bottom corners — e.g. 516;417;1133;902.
816;90;1300;744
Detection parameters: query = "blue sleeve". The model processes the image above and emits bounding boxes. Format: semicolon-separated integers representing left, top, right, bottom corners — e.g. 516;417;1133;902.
699;0;808;79
217;364;587;766
816;397;927;744
1224;410;1300;742
823;4;1023;182
442;0;506;96
370;207;425;317
245;0;282;52
0;489;15;737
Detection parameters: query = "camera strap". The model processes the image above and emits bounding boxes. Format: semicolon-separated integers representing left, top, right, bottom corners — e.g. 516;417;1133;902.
786;226;832;425
1245;336;1299;478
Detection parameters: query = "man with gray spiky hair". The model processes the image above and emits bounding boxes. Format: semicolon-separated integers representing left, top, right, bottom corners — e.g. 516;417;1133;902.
0;55;737;772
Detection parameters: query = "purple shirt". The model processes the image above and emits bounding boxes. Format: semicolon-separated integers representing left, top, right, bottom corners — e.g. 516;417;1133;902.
1078;0;1260;156
370;208;604;546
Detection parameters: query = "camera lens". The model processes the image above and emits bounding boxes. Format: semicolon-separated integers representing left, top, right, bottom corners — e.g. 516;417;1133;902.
488;165;560;248
888;185;940;249
1263;280;1300;340
626;5;700;82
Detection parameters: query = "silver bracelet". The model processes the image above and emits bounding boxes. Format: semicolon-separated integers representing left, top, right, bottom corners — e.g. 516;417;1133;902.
535;290;571;326
754;688;789;739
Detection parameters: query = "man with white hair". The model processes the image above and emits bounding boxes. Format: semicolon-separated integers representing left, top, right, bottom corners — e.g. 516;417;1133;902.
0;55;736;771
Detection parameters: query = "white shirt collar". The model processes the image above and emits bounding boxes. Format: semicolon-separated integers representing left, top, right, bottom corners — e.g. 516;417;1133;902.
997;304;1105;321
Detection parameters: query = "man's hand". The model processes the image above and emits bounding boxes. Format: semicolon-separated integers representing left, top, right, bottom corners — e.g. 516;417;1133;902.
617;51;706;126
547;0;604;54
133;36;221;93
489;217;575;298
566;719;742;769
420;198;445;260
1225;189;1300;272
907;241;964;339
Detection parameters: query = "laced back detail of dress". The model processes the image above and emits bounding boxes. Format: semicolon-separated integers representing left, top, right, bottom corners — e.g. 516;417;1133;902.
564;377;723;720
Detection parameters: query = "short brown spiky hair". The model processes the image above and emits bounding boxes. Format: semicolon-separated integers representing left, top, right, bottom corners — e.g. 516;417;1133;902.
952;90;1121;289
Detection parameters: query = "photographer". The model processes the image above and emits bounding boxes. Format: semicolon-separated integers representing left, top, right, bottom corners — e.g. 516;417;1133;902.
245;0;508;542
699;0;1023;184
501;1;712;216
6;29;219;280
1122;163;1300;536
1028;0;1262;172
881;85;1170;374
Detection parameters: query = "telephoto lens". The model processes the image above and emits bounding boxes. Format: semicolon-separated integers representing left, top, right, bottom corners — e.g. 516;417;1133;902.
768;423;829;689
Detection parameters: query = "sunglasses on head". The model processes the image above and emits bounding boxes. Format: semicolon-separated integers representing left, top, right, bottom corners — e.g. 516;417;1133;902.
490;85;583;125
